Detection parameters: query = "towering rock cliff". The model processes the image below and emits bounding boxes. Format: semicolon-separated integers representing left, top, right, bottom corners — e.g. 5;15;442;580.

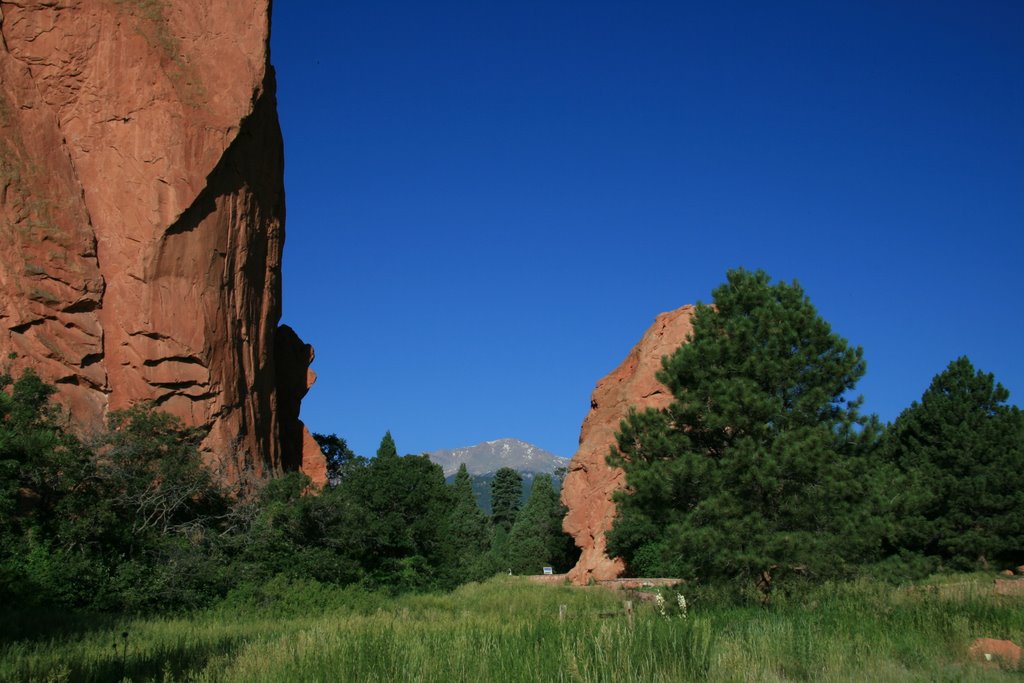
0;0;321;485
561;306;695;585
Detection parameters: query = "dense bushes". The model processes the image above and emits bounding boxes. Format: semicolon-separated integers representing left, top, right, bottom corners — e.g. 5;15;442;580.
0;370;237;612
0;375;578;614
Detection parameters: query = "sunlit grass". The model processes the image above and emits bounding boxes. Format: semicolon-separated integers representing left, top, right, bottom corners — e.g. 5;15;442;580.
1;575;1021;682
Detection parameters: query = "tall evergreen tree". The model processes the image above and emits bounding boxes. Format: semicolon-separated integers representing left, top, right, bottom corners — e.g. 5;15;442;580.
883;357;1024;570
607;269;882;592
376;431;398;459
505;474;577;574
490;467;523;533
441;463;491;583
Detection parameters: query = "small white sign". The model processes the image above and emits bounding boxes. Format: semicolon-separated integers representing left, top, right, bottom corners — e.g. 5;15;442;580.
543;566;553;575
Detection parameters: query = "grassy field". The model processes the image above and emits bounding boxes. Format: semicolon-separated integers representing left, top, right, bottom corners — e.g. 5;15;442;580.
1;574;1022;682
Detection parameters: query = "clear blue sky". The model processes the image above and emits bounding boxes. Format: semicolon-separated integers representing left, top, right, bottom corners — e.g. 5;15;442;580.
270;1;1023;459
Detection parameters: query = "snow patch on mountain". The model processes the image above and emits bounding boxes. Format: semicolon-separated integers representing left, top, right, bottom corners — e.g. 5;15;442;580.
428;438;568;477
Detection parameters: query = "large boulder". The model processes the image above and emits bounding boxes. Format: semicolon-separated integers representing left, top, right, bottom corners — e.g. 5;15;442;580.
0;1;321;486
561;306;695;585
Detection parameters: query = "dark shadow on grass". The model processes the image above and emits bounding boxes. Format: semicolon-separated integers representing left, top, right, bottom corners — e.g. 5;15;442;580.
0;607;123;644
1;608;255;682
73;635;253;683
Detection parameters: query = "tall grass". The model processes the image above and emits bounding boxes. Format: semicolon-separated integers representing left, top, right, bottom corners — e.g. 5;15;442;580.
1;575;1021;682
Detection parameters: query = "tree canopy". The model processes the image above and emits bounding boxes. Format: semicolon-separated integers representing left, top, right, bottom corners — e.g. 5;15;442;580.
607;268;882;592
313;432;364;486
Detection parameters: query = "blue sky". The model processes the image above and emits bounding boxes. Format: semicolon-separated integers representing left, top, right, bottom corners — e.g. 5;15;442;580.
270;1;1023;459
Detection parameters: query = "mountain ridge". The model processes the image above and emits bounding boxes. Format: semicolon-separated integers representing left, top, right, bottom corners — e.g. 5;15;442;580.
428;438;568;478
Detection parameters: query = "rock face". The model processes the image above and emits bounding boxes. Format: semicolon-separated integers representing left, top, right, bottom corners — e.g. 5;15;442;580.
0;1;322;485
561;306;696;585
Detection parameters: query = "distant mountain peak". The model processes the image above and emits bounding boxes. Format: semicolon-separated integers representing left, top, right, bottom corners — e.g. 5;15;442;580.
428;438;568;477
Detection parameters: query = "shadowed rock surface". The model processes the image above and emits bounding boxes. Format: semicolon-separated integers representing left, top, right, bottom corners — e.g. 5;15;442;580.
0;0;321;485
561;306;695;585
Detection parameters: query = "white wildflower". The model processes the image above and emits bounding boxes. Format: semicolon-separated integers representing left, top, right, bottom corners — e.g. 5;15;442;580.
676;593;687;619
654;592;668;619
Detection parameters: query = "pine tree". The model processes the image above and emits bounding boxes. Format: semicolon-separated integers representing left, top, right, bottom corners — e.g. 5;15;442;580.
505;474;568;574
607;269;882;592
376;431;398;459
490;467;523;533
884;357;1024;570
440;463;491;584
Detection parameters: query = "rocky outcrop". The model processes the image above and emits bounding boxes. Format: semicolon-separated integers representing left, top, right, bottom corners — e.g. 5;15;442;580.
561;306;696;585
969;638;1021;670
0;1;322;486
994;578;1024;597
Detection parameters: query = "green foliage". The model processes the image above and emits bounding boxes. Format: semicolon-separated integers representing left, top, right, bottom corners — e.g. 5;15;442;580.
376;430;398;459
1;369;503;612
450;470;564;514
0;369;237;611
313;432;364;485
489;466;522;533
99;404;227;544
440;464;491;584
0;369;89;527
159;429;490;598
224;472;367;588
86;405;230;610
505;474;577;574
883;357;1024;570
328;433;455;591
0;369;98;608
216;432;501;595
608;269;884;592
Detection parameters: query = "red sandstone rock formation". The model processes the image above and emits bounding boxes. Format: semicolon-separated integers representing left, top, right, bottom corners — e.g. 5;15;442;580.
969;638;1022;670
561;306;696;585
0;1;322;486
994;578;1024;597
